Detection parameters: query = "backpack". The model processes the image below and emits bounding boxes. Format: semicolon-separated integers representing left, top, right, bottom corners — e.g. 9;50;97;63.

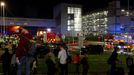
66;51;72;64
66;55;72;64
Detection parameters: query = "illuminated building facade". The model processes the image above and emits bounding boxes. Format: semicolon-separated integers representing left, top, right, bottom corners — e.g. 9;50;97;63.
53;3;82;37
82;1;134;36
82;10;108;36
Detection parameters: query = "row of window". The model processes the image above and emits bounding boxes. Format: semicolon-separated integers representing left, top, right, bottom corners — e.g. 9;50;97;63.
67;7;82;31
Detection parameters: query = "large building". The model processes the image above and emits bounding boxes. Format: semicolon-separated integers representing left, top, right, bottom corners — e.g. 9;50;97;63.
54;3;82;37
82;10;108;36
82;1;134;36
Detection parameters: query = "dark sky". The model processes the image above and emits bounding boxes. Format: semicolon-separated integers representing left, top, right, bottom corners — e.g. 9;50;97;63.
3;0;134;19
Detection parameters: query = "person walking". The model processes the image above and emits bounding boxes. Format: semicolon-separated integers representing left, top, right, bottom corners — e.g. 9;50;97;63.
58;45;68;75
73;53;80;75
0;48;12;75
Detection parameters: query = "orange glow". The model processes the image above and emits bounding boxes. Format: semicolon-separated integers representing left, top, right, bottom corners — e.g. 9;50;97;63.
8;26;20;32
127;46;131;48
124;46;127;48
40;31;43;35
12;26;20;30
114;40;119;42
15;26;20;29
21;28;29;34
53;39;56;41
120;40;124;42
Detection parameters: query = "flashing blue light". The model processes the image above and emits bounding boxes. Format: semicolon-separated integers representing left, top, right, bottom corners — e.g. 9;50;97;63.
115;24;121;33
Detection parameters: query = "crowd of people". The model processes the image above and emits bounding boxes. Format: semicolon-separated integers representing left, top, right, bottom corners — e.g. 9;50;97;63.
0;27;90;75
0;28;134;75
0;36;90;75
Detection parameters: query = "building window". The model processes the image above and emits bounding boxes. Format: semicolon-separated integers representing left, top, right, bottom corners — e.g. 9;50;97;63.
68;14;74;20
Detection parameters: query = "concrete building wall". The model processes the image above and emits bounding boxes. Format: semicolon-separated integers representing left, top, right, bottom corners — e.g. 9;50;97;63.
53;3;82;36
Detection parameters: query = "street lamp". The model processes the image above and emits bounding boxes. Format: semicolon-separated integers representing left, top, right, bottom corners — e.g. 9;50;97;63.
127;0;130;52
1;2;5;6
0;2;6;35
47;28;51;32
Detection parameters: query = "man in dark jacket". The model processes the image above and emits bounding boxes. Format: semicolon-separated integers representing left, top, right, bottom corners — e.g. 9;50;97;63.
126;55;134;75
107;47;119;75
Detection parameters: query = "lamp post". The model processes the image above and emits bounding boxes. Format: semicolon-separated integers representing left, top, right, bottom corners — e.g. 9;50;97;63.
0;2;5;35
127;0;130;52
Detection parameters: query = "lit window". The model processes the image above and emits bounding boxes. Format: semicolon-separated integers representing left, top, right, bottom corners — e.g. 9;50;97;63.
67;26;71;31
67;20;70;25
67;7;71;14
104;11;108;15
70;20;74;25
121;9;125;12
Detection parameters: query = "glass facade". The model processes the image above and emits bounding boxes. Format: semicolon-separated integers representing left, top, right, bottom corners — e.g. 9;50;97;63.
82;11;108;36
67;7;82;32
82;8;134;36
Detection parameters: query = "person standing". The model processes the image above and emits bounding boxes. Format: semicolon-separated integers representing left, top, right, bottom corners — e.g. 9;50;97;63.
126;55;134;75
32;57;38;75
107;47;119;75
0;48;11;75
58;45;68;75
73;53;80;75
46;49;57;75
81;53;89;75
16;28;33;75
11;51;17;75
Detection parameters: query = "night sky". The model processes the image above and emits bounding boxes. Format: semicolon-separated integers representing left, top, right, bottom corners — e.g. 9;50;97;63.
3;0;134;19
